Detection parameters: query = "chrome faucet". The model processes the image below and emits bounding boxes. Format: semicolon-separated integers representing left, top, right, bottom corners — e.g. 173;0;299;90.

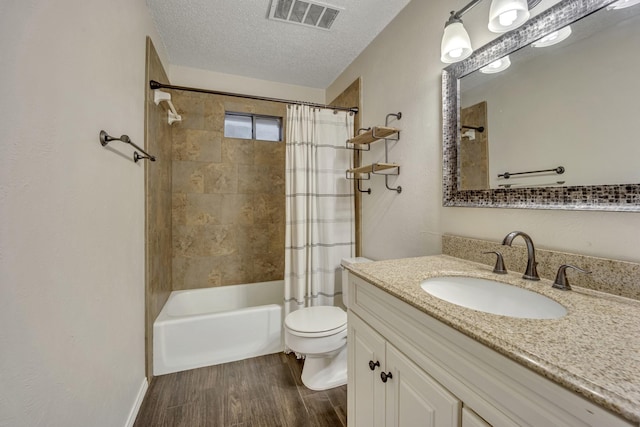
502;231;540;281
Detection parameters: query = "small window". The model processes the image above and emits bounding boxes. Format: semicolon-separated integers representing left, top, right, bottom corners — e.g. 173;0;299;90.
224;113;282;142
224;114;252;139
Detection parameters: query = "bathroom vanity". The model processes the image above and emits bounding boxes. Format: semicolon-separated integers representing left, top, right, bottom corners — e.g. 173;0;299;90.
345;256;640;426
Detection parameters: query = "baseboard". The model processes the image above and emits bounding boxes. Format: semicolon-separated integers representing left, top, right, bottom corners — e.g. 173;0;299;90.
125;377;148;427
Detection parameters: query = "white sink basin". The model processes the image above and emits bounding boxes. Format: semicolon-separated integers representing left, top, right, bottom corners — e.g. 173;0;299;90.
420;277;566;319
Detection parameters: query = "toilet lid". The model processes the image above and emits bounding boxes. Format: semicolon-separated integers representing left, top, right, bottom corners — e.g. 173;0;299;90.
285;306;347;334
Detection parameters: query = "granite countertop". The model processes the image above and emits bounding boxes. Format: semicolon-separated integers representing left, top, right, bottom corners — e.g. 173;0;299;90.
345;255;640;424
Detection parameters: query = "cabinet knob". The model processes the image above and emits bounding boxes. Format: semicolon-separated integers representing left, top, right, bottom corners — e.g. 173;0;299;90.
368;360;380;371
380;371;393;383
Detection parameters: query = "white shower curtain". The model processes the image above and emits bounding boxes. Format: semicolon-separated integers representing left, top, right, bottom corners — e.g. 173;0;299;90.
284;105;355;316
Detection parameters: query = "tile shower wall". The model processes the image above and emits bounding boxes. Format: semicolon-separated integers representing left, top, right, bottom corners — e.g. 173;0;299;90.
460;102;489;190
171;92;286;289
145;38;172;378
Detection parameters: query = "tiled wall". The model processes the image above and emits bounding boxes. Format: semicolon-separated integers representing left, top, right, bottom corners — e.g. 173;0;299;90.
144;38;173;378
460;101;489;190
170;92;286;289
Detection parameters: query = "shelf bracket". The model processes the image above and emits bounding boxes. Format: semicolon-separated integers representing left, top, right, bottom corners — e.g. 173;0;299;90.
385;176;402;194
371;164;402;194
346;170;372;194
382;112;402;193
358;180;371;194
346;128;373;151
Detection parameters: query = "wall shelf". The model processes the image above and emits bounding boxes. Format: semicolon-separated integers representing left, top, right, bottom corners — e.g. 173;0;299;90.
347;162;400;176
346;113;402;194
347;126;400;147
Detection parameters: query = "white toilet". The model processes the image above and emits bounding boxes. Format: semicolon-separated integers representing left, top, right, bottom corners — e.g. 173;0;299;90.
284;257;372;390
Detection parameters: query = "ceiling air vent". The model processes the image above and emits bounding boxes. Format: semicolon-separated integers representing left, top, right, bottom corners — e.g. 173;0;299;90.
268;0;342;30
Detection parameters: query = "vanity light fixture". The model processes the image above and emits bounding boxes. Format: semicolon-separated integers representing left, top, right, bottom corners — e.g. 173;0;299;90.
532;25;572;48
480;55;511;73
607;0;640;9
441;16;474;63
441;0;539;63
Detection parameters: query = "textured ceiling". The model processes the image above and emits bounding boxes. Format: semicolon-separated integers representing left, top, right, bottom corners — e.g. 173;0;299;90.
146;0;412;88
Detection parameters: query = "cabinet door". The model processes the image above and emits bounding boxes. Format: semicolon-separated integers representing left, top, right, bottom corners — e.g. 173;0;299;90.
348;313;386;427
462;407;491;427
385;345;461;427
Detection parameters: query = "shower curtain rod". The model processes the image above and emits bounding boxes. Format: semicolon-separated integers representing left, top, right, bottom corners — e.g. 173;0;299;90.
149;80;359;114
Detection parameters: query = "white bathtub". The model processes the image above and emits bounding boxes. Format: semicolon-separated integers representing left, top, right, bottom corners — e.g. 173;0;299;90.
153;280;284;375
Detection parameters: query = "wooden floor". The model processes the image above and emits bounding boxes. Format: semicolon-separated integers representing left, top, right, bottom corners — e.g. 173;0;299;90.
134;352;347;427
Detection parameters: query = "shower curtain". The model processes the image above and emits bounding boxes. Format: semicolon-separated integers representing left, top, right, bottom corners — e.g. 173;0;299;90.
284;105;355;316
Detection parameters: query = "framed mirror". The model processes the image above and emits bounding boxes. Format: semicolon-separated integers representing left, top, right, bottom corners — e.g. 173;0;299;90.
442;0;640;211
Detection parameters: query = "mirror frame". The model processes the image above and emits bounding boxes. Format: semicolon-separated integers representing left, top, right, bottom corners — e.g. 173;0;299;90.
442;0;640;212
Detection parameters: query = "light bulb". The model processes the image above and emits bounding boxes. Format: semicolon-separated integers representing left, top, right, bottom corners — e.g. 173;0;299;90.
449;48;463;58
499;10;518;27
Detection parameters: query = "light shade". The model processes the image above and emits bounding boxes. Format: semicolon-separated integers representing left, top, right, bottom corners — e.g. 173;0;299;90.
532;25;572;48
488;0;530;33
480;55;511;73
607;0;640;9
441;21;473;63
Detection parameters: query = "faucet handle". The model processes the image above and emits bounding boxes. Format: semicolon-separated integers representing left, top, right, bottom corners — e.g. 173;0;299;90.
552;264;591;291
483;251;507;274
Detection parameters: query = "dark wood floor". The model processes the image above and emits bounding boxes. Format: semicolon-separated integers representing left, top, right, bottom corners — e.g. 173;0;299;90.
134;352;347;427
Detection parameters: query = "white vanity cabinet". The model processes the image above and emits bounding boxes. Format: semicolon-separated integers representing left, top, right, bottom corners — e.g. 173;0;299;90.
462;408;491;427
349;312;461;427
347;273;634;427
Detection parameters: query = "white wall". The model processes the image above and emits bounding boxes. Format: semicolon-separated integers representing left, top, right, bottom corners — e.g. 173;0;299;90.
0;1;165;425
170;65;326;104
327;0;640;263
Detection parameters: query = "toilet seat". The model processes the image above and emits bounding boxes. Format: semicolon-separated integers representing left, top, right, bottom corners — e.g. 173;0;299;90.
285;306;347;338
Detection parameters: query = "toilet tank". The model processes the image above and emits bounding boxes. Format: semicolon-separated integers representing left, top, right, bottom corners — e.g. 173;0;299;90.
340;257;372;308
